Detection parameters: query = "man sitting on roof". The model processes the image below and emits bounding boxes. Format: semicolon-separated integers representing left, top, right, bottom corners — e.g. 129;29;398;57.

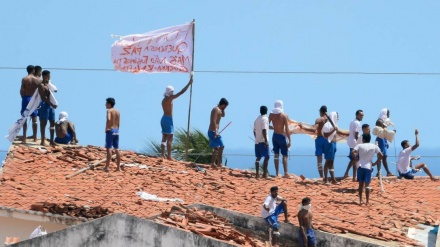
54;112;78;145
397;129;437;181
261;186;290;247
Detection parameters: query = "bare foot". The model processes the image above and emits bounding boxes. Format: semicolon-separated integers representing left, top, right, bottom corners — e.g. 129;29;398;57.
40;141;49;147
359;201;363;205
431;177;439;181
115;168;122;172
283;175;293;179
103;167;109;172
331;181;341;185
352;179;357;182
343;173;349;178
387;173;394;176
50;142;58;146
167;157;175;161
33;138;38;142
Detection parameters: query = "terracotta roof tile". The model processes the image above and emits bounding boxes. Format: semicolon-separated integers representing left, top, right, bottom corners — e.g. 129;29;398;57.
1;144;439;246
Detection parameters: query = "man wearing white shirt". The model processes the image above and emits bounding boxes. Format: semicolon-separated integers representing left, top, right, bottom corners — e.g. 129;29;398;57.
253;106;270;179
344;110;364;181
352;134;383;205
261;186;290;246
397;129;437;181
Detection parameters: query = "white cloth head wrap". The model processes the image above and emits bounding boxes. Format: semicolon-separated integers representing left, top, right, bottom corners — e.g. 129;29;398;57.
57;111;68;124
299;203;312;211
272;100;284;114
164;86;174;97
378;108;394;127
322;111;338;143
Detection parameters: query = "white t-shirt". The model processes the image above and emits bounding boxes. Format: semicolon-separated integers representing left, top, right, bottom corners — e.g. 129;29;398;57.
397;147;413;173
347;119;361;148
261;195;278;218
353;143;380;169
254;115;269;144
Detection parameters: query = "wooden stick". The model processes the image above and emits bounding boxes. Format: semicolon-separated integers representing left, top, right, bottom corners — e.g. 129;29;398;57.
185;19;196;161
66;155;115;179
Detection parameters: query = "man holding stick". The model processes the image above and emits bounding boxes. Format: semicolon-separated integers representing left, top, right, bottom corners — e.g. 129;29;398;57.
208;98;229;168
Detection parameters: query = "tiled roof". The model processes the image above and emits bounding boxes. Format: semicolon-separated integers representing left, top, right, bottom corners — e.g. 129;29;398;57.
1;144;439;246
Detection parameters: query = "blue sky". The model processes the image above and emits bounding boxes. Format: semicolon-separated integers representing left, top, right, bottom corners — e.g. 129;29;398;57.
1;0;440;163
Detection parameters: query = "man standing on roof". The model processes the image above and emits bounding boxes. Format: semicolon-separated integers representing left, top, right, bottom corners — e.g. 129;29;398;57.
322;112;345;185
103;97;121;172
253;105;270;179
38;70;57;146
298;197;316;247
20;65;40;143
299;105;328;178
269;100;292;178
261;186;290;247
375;108;395;177
352;134;383;205
208;98;229;168
397;129;437;181
161;74;193;160
344;110;364;181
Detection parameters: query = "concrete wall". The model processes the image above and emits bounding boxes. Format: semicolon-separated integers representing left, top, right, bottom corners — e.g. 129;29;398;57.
187;204;386;247
12;213;237;247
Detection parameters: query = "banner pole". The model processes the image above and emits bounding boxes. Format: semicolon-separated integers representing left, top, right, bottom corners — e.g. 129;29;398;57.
185;19;195;161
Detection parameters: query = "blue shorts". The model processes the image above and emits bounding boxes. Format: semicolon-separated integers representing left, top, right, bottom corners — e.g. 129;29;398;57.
376;137;388;156
399;169;417;179
105;128;119;149
315;136;327;156
272;133;288;156
324;141;337;160
21;96;38;117
39;102;55;121
264;202;285;230
298;228;317;247
55;132;72;144
255;143;270;159
208;131;224;148
161;115;174;134
357;167;372;183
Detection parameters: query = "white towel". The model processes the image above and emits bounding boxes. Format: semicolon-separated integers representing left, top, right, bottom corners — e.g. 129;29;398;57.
322;112;338;143
164;86;174;97
272;100;284;114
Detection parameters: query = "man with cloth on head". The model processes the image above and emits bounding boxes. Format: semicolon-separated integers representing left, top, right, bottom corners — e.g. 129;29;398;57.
351;134;383;205
261;186;290;247
298;105;328;178
322;112;345;185
269;100;292;178
55;111;78;145
397;129;437;181
253;105;270;179
298;197;316;247
160;74;193;160
375;108;395;177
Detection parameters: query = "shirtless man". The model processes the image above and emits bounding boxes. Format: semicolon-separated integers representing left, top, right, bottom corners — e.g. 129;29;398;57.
19;65;40;143
269;100;291;178
161;75;193;160
54;111;78;145
37;70;57;146
299;105;328;178
104;98;121;172
298;197;316;247
208;98;228;167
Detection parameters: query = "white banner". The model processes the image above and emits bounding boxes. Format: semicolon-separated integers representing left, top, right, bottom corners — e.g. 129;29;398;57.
111;22;194;73
6;89;58;142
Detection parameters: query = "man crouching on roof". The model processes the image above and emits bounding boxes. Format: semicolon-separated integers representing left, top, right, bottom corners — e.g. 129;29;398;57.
261;186;290;247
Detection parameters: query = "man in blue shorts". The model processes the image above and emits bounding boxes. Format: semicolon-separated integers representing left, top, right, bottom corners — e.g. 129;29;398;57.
54;112;78;145
298;197;316;247
397;129;437;181
37;70;57;146
19;65;40;143
160;74;193;160
208;98;229;167
344;110;364;181
299;105;328;178
269;100;292;178
375;108;395;177
103;98;121;172
261;186;290;247
253;106;270;179
352;134;383;205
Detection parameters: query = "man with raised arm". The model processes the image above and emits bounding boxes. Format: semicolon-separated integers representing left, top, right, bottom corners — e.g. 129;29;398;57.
19;65;40;143
161;75;193;160
208;98;229;167
269;100;292;178
299;105;328;178
397;129;437;181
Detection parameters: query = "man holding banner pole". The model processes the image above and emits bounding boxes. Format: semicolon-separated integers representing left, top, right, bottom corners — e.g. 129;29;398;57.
161;74;193;160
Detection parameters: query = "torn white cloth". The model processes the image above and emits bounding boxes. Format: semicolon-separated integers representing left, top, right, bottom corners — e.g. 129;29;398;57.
29;226;47;239
322;112;338;143
164;86;174;97
136;191;184;203
48;81;57;93
272;100;284;114
298;203;312;211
